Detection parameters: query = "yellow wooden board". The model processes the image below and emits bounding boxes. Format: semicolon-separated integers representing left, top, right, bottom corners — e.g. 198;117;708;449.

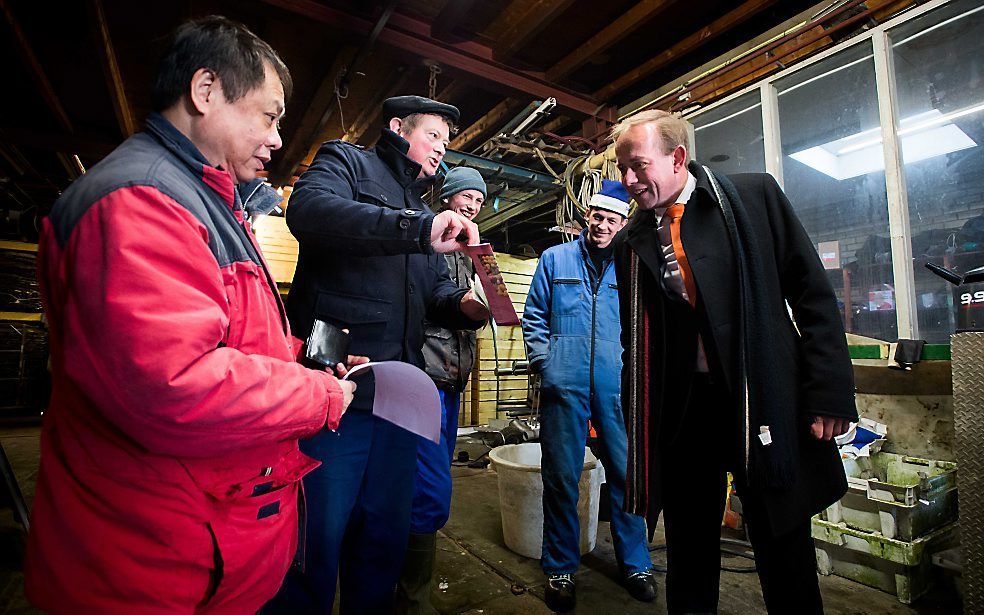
252;216;298;284
0;241;39;253
0;312;43;322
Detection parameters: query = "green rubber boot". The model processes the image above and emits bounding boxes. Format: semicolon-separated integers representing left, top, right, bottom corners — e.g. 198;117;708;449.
395;531;438;615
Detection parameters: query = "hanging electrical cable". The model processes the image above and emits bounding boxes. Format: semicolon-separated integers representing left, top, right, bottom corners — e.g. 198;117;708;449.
554;151;622;243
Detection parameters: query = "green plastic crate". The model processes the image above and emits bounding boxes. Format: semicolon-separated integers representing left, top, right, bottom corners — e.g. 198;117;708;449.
813;518;959;604
822;452;958;541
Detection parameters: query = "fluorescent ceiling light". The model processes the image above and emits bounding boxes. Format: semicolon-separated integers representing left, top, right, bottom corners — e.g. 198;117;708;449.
892;4;984;47
789;105;981;180
694;102;761;132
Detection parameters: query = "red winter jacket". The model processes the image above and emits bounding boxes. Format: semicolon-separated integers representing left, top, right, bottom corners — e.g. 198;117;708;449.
24;114;345;613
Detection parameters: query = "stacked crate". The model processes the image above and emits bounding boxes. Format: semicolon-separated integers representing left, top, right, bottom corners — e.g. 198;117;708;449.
462;253;537;426
0;241;47;418
814;451;959;603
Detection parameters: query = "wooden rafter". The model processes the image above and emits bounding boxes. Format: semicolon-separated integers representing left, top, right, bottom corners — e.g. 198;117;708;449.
431;0;479;41
88;0;135;137
261;0;601;117
343;68;413;145
546;0;677;82
1;0;73;133
270;48;354;184
538;115;570;135
450;98;522;152
436;80;466;104
594;0;779;101
486;0;575;60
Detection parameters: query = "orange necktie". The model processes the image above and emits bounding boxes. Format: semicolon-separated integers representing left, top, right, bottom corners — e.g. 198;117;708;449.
666;203;697;307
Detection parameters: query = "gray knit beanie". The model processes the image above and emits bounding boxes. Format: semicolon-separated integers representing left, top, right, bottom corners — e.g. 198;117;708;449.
439;167;487;201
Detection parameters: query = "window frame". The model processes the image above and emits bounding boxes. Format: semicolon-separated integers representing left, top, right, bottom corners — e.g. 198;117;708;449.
684;0;968;341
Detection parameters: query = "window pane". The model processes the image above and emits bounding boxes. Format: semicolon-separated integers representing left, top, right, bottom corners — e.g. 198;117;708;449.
692;91;766;175
891;0;984;342
777;43;896;342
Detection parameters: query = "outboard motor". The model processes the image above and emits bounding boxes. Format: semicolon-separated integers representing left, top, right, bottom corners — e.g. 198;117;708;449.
926;262;984;332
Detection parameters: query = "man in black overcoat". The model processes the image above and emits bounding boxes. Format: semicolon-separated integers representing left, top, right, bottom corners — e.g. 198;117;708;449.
611;109;858;614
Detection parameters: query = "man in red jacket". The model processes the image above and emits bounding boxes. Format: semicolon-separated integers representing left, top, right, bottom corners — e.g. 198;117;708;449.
24;16;356;613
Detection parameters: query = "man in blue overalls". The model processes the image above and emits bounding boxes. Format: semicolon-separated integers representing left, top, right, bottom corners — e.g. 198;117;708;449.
523;180;655;612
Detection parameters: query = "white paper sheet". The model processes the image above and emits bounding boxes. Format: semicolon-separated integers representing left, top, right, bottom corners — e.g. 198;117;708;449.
343;361;441;443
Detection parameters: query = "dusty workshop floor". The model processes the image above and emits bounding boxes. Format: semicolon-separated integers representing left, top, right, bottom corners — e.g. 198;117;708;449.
0;425;963;614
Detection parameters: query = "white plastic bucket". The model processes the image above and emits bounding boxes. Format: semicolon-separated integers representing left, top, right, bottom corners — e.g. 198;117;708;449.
488;443;602;560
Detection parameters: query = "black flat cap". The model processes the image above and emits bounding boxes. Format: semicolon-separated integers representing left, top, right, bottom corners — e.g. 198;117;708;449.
382;95;460;124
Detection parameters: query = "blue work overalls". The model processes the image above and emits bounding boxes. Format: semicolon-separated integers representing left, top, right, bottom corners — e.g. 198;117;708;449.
522;231;652;575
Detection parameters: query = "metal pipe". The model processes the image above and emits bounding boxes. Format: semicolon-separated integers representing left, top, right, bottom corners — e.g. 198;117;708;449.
635;0;871;115
682;0;869;96
510;97;557;137
670;0;879;113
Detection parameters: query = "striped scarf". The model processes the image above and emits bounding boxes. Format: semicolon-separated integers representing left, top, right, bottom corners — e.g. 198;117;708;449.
624;248;651;515
624;250;651;515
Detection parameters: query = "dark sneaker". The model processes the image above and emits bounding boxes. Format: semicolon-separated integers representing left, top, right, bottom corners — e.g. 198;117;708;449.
544;573;576;612
625;570;657;602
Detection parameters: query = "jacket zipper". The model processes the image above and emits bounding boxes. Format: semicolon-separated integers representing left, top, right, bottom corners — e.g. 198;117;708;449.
588;260;610;403
403;253;411;361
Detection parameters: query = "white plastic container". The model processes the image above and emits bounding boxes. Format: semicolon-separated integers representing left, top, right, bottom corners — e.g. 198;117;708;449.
488;443;601;560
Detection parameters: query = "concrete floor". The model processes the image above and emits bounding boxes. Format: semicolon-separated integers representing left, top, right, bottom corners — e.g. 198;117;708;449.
0;425;963;614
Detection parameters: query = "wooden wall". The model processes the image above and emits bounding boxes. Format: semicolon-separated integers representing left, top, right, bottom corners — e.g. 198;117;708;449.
251;215;298;290
461;253;538;426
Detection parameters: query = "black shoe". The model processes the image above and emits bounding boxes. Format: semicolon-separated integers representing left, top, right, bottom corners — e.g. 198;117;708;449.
544;573;576;612
625;570;656;602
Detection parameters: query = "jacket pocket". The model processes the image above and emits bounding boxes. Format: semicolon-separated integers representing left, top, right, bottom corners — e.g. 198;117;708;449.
220;261;263;349
551;278;584;317
220;259;287;358
197;449;319;604
356;179;401;210
424;323;453;340
315;290;392;347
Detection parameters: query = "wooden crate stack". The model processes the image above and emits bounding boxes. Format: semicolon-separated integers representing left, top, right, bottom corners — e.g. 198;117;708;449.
0;241;47;417
460;253;538;426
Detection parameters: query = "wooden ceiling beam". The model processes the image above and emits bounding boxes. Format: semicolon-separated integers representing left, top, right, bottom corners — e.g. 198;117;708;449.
343;68;413;145
0;0;73;133
272;1;400;183
537;114;570;135
431;0;479;41
270;48;354;185
450;98;523;152
594;0;779;101
436;80;466;104
487;0;575;60
546;0;677;82
260;0;600;117
88;0;135;138
0;127;116;158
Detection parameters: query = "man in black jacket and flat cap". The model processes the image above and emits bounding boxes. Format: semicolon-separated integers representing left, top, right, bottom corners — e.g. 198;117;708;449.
269;95;489;613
